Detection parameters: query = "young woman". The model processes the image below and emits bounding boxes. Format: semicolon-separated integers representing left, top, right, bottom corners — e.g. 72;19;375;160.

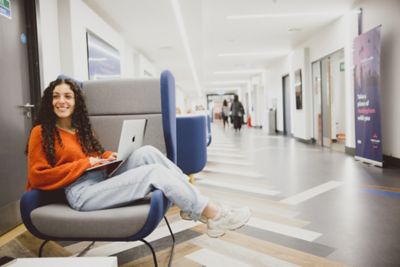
221;99;230;129
26;78;250;238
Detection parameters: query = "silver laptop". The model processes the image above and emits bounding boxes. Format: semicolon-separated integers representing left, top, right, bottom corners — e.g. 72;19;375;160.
86;119;147;176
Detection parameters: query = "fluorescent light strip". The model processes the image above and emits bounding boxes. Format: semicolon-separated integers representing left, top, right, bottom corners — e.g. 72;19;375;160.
171;0;202;96
214;69;264;74
211;80;248;85
207;88;240;91
219;51;288;57
227;12;343;20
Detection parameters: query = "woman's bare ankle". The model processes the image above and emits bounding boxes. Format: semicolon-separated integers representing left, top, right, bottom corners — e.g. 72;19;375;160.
201;202;219;219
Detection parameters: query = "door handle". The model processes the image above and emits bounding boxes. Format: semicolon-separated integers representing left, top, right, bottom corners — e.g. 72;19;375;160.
17;103;35;118
17;103;35;109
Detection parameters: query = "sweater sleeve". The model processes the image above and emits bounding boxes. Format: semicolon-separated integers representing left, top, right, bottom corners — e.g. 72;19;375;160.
27;127;91;190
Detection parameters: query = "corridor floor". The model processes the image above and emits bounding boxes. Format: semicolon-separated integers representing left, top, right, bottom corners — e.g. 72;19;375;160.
1;122;400;266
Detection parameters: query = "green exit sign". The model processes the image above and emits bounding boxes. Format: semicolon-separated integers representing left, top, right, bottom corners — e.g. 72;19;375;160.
0;0;11;19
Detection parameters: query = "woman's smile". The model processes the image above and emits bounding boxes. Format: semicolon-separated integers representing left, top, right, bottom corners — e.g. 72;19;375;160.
52;83;75;120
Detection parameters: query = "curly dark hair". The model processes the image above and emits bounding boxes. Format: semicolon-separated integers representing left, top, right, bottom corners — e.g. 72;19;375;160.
28;78;104;166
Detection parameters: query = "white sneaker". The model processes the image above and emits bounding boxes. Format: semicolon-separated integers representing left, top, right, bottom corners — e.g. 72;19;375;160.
207;206;251;238
180;210;208;223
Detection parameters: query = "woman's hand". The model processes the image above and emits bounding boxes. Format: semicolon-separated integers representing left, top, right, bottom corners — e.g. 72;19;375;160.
107;152;118;161
89;157;113;167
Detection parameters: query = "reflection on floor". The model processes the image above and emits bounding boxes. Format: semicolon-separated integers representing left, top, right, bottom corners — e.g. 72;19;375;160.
1;122;400;266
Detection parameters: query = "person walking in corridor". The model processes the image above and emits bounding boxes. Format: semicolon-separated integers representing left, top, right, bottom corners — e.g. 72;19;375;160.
231;94;244;132
221;99;230;129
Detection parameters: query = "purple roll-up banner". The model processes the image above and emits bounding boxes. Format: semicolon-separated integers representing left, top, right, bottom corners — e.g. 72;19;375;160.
353;26;383;167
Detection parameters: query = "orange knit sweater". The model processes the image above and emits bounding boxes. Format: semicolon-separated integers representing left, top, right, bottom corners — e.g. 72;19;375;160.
27;125;111;191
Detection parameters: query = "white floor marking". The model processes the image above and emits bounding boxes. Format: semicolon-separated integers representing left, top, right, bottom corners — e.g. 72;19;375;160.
247;217;322;242
280;181;343;205
197;179;280;196
207;158;253;166
210;144;238;149
79;220;201;256
196;188;300;218
202;166;263;178
208;147;241;153
207;152;245;158
191;236;300;267
186;248;253;267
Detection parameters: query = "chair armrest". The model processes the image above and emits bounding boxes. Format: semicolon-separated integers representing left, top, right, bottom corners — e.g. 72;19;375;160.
176;115;207;174
127;189;170;240
206;114;212;146
160;70;177;163
20;189;66;239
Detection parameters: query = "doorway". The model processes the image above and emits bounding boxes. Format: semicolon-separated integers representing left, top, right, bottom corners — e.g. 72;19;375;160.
312;49;346;150
206;93;235;122
312;61;322;145
0;0;40;235
282;74;291;135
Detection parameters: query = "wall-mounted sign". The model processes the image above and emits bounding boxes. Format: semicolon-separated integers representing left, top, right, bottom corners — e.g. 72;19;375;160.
0;0;11;19
340;62;345;72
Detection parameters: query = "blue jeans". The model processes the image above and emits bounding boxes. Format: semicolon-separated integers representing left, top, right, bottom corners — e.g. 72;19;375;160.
65;145;208;221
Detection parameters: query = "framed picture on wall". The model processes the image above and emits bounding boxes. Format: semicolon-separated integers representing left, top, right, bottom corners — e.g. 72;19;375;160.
295;69;303;110
86;31;121;80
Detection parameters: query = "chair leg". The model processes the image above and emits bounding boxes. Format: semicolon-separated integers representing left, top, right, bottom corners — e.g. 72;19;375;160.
77;241;95;257
188;174;195;184
164;216;175;267
139;216;175;267
38;240;49;257
140;239;158;267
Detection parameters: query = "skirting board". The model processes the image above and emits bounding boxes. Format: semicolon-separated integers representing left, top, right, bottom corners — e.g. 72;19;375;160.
0;201;21;236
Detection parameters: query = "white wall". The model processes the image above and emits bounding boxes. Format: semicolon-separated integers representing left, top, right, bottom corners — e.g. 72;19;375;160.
137;54;159;78
68;0;133;80
175;87;186;114
265;0;400;159
37;0;61;88
265;11;359;143
289;47;312;140
265;58;289;132
250;75;262;126
253;74;266;128
299;13;358;147
38;0;156;86
302;16;349;63
265;48;312;140
354;0;400;158
261;71;270;133
330;53;346;138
